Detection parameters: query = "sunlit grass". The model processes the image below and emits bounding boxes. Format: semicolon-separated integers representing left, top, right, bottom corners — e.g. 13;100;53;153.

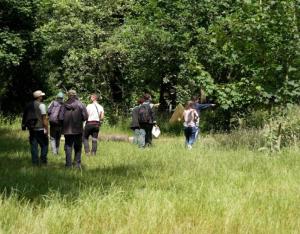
0;122;299;233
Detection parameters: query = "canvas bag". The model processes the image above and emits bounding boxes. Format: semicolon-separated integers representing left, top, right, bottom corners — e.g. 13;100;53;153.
152;126;161;138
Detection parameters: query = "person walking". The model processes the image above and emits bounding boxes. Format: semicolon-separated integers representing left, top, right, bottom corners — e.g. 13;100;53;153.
192;96;215;139
138;94;156;147
47;91;64;155
130;97;145;147
59;90;88;168
83;93;104;156
22;90;49;165
183;101;199;149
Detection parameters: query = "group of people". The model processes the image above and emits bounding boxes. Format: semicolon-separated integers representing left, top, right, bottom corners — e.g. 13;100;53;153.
21;89;214;167
183;96;215;149
22;90;104;168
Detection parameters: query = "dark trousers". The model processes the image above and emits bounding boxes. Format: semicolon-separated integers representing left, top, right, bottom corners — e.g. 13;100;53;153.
64;134;82;167
83;123;100;154
29;130;48;165
139;123;153;146
50;124;62;154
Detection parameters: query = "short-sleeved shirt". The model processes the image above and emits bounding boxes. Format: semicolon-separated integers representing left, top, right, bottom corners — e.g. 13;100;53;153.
86;102;104;122
34;100;47;130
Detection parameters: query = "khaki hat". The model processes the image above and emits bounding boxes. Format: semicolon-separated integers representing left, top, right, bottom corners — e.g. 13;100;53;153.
68;89;77;96
33;90;46;98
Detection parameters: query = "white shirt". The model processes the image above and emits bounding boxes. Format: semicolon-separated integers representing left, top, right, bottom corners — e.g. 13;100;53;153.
86;102;104;122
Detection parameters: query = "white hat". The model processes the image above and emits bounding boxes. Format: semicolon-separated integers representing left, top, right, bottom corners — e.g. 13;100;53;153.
33;90;46;98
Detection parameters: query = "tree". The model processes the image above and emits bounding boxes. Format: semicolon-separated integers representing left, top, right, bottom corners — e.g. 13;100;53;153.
0;0;45;113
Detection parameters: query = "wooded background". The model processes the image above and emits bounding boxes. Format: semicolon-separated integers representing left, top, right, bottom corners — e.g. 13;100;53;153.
1;0;299;129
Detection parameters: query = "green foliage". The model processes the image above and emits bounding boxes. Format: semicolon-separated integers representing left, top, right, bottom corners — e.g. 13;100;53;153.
0;0;299;130
34;0;132;103
259;105;300;152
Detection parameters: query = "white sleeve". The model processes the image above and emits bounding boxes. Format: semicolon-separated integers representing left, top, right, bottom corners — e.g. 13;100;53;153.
99;105;104;113
39;103;47;115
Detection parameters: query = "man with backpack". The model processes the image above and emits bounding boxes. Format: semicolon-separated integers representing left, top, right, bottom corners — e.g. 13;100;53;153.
47;91;64;155
22;90;49;165
83;93;104;156
138;93;157;147
59;90;88;168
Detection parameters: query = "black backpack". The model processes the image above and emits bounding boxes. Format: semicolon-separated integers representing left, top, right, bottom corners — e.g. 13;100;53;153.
138;104;152;123
23;102;38;130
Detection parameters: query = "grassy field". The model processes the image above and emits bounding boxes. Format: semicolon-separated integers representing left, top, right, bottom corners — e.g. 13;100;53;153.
0;123;300;234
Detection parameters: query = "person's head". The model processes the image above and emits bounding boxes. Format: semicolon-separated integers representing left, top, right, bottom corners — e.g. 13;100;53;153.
90;93;98;102
33;90;45;102
185;101;194;110
67;89;77;98
143;93;151;102
137;97;144;105
56;91;64;100
192;95;199;103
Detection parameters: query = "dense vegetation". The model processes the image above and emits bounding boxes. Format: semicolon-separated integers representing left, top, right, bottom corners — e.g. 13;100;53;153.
1;0;299;128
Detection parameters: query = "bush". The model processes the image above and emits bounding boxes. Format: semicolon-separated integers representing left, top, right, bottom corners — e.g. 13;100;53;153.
259;105;300;152
204;105;300;152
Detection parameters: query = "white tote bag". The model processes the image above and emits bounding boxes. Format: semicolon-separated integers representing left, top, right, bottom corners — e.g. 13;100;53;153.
152;126;161;138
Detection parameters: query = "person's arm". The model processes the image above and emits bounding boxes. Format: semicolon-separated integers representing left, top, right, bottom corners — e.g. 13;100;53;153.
99;105;104;121
39;103;48;134
197;103;215;111
42;115;48;134
194;109;199;118
22;104;28;130
150;106;157;124
82;104;88;121
100;111;104;121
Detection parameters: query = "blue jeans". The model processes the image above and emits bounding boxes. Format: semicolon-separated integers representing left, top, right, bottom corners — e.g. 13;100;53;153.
184;126;197;146
195;126;200;139
139;123;153;147
29;130;48;165
133;129;146;148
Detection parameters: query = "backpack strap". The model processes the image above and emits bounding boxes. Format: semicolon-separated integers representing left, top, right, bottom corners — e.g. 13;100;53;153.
94;103;100;120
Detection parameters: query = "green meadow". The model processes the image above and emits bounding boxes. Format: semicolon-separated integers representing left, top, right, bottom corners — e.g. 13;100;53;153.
0;123;299;234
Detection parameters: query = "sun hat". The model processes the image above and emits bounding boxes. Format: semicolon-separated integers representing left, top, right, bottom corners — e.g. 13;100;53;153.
68;89;77;96
33;90;46;98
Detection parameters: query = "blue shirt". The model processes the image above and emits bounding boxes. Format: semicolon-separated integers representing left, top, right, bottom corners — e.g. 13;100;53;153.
193;103;213;115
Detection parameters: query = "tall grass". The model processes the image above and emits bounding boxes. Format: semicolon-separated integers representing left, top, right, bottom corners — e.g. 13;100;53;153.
0;120;300;233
